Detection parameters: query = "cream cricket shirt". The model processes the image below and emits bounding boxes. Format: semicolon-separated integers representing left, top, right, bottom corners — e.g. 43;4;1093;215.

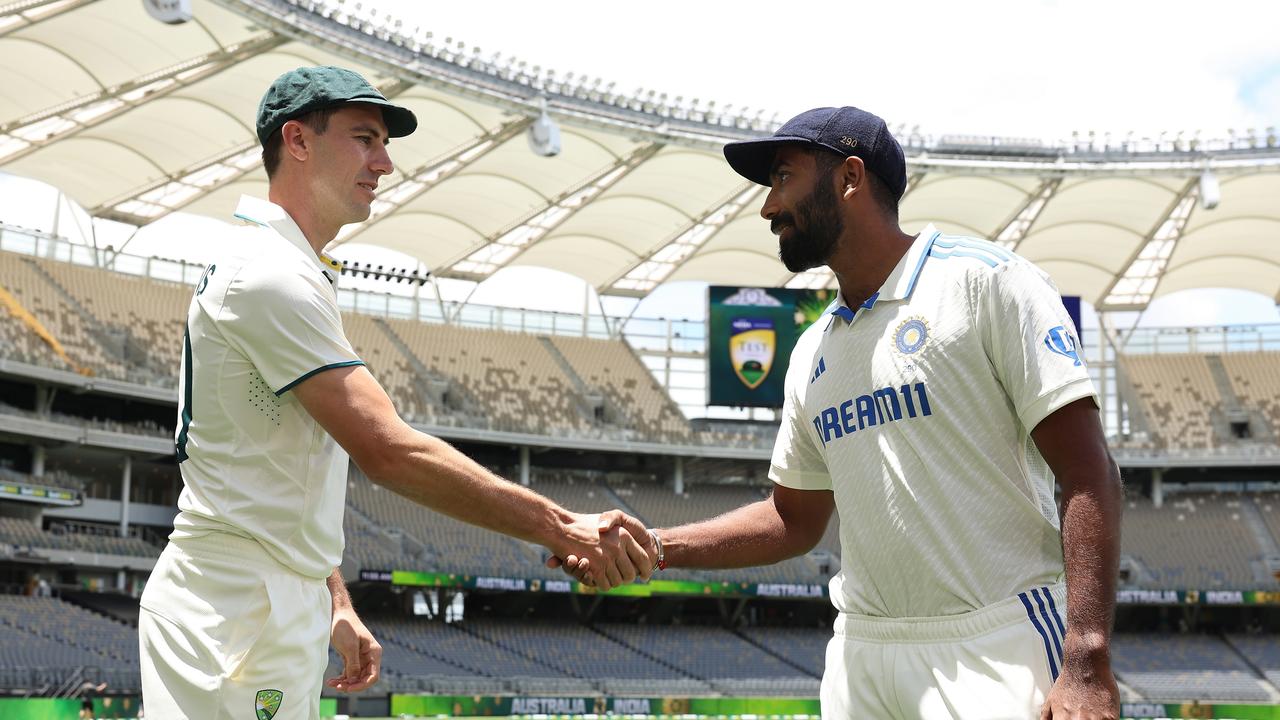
771;225;1096;618
170;196;362;580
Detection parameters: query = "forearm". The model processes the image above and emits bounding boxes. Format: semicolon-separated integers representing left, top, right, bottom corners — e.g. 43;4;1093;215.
660;497;817;569
368;428;565;548
328;567;352;614
1058;459;1123;668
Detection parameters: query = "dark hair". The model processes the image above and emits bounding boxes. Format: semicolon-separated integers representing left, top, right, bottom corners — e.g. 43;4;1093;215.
811;148;900;220
261;107;338;179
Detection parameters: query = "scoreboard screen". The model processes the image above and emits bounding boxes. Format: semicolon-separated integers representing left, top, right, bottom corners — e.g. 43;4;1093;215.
706;286;834;408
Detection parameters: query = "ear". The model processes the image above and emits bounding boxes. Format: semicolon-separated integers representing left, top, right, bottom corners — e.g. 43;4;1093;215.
839;156;866;200
280;119;310;163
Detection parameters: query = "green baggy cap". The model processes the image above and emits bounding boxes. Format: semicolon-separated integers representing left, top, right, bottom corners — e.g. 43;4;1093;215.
256;65;417;146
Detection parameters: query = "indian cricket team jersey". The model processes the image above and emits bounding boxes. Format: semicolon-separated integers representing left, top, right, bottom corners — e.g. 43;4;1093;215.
169;195;363;580
771;224;1096;618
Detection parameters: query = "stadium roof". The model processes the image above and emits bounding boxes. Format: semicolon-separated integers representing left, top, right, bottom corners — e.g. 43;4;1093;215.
2;0;1279;310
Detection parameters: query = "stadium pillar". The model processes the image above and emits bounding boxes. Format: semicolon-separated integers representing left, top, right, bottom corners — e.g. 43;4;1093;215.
30;445;44;477
1152;468;1164;508
119;455;132;537
519;446;530;486
673;456;684;495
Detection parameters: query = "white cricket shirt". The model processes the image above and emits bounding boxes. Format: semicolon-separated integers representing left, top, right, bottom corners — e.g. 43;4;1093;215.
771;225;1095;618
169;195;362;580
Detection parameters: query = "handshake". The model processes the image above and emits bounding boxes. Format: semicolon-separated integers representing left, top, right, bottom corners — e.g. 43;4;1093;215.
546;510;661;591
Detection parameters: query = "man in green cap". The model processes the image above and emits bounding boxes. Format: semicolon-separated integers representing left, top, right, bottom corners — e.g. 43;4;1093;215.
138;66;657;719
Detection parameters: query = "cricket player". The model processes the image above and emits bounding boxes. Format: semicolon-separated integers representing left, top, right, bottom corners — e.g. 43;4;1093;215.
555;107;1122;719
139;66;653;720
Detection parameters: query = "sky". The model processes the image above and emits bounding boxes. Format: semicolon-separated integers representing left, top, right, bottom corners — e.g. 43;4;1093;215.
1;0;1278;329
389;0;1280;141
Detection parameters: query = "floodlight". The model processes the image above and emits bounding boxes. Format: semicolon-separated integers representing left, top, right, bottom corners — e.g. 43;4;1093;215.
1199;169;1220;210
527;97;561;157
143;0;192;24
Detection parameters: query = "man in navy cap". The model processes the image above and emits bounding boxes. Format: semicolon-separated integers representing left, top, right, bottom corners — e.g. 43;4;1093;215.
557;107;1122;719
139;66;656;719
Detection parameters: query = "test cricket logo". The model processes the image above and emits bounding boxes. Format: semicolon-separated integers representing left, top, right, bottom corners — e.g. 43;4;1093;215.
729;317;776;389
255;689;283;720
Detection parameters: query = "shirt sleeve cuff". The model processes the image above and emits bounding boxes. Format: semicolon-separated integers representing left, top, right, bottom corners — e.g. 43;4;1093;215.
275;360;366;396
1019;378;1098;434
769;465;832;491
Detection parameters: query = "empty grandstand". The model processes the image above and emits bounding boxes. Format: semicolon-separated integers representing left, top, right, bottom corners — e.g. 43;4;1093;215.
6;244;1280;712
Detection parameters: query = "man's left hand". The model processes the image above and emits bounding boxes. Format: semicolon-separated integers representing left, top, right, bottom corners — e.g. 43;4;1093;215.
328;607;382;692
1040;653;1119;720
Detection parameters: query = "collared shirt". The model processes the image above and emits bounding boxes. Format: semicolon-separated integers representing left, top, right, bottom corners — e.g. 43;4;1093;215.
771;224;1096;618
169;195;363;580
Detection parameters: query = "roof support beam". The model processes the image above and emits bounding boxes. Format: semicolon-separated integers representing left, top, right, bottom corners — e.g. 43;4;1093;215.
1098;177;1199;310
903;171;925;197
441;142;664;279
334;114;533;246
784;267;834;290
993;178;1060;250
0;0;98;37
92;142;261;225
0;32;286;165
603;182;762;295
89;79;413;227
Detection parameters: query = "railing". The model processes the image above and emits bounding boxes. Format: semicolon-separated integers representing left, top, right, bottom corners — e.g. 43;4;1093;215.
1119;324;1280;355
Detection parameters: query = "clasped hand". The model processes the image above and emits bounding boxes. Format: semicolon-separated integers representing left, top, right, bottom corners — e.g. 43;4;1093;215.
547;509;657;591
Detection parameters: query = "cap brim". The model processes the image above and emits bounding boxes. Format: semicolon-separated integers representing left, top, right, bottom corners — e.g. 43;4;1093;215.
723;136;815;186
350;98;418;139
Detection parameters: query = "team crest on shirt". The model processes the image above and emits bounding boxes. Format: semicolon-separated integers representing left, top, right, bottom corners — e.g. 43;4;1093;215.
893;317;930;355
255;689;283;720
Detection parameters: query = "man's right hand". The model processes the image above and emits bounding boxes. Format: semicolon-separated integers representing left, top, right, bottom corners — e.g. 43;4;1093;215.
548;510;655;591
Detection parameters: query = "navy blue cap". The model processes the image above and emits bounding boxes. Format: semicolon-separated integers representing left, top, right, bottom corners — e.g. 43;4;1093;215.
724;106;907;200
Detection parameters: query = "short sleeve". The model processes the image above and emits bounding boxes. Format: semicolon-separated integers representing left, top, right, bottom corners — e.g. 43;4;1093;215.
769;359;831;490
218;265;363;395
980;260;1097;433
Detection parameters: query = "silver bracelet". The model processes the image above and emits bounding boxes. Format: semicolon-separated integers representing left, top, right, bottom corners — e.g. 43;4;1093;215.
647;529;665;572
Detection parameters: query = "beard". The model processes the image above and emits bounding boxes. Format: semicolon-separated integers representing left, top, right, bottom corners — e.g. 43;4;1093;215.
773;181;844;273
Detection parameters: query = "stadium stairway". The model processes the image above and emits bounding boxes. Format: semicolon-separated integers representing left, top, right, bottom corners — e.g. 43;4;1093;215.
0;283;82;373
731;627;822;679
20;258;148;378
1221;635;1280;702
589;624;708;684
536;336;602;421
371;317;480;422
1239;499;1280;583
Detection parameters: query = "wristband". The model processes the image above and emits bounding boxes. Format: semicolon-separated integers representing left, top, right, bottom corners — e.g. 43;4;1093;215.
647;529;666;572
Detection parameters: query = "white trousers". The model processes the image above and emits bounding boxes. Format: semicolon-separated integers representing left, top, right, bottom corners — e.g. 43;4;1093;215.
139;535;331;720
822;585;1067;720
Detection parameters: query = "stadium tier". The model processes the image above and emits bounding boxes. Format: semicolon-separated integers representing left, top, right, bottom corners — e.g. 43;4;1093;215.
0;516;160;559
0;249;736;447
1119;351;1280;450
1110;633;1272;702
7;590;1280;703
1227;634;1280;689
1120;493;1280;589
0;595;140;693
1222;352;1280;440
